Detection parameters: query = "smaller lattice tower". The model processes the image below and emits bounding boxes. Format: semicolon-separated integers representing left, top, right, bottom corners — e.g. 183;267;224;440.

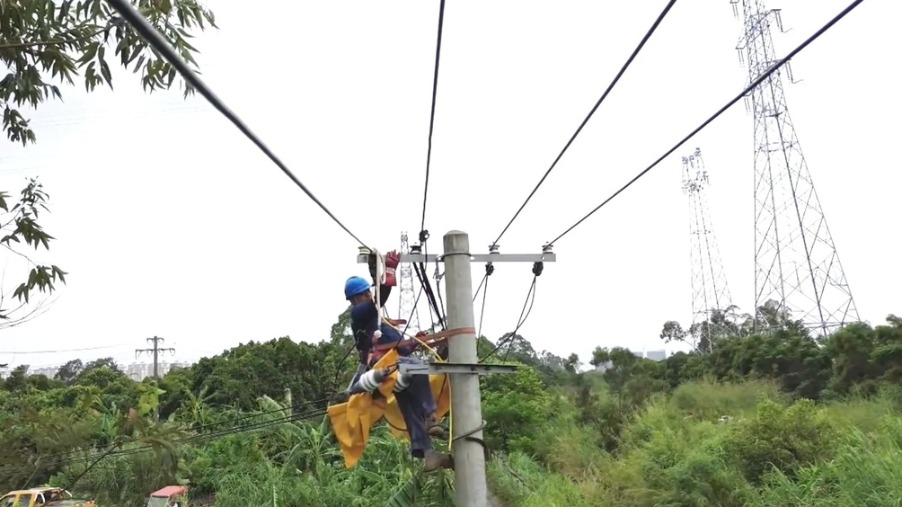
682;148;733;352
398;231;419;332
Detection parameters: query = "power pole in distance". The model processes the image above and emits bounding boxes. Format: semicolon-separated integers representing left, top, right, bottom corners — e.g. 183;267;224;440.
358;231;555;506
135;335;175;380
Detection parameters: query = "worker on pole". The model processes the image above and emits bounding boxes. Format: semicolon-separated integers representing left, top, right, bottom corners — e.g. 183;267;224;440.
342;250;453;472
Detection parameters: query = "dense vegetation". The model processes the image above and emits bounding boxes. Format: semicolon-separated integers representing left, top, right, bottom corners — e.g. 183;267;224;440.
1;306;900;506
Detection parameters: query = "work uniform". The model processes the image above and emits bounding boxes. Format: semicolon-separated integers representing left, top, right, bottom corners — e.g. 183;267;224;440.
349;283;439;459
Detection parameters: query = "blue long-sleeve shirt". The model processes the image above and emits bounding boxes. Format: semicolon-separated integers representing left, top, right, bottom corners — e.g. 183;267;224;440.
350;284;407;365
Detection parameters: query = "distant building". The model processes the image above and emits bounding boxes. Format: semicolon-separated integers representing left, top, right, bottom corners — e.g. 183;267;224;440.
124;361;192;380
30;366;61;378
646;349;667;361
0;360;193;381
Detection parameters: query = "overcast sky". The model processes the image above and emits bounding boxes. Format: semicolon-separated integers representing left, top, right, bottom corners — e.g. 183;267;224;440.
1;0;899;373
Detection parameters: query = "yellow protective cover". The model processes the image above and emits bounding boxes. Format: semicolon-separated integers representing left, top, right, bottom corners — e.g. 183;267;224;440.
326;348;451;468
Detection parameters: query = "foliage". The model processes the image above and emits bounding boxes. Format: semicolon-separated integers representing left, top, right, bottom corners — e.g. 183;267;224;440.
1;310;900;505
0;179;67;325
0;0;217;329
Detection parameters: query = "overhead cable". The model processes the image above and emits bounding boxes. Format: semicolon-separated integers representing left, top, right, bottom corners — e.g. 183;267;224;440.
479;261;542;363
546;0;865;247
490;0;678;247
6;404;331;480
0;344;127;354
104;0;369;248
420;0;448;233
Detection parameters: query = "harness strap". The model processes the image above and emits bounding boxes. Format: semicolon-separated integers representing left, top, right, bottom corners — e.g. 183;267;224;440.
371;249;386;316
369;326;476;355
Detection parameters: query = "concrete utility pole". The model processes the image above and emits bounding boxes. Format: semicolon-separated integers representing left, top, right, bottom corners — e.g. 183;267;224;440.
357;230;555;507
443;230;486;504
135;335;176;380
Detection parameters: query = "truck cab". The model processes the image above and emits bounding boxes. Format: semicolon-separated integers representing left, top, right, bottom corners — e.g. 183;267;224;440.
146;486;188;507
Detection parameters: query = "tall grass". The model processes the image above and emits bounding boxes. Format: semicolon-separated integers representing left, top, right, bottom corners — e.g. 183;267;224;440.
494;379;902;507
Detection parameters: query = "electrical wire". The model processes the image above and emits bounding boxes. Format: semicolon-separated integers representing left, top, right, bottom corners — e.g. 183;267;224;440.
479;275;538;363
2;404;331;480
546;0;865;247
388;281;427;355
502;279;536;363
490;0;678;248
420;0;448;233
477;273;489;340
432;260;447;326
472;272;488;302
104;0;370;249
1;395;333;477
0;344;127;354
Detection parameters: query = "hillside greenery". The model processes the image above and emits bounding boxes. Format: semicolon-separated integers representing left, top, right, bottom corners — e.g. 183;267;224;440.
1;306;900;506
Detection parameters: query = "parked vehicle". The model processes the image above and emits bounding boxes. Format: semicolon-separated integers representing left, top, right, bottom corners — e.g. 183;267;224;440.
0;487;96;507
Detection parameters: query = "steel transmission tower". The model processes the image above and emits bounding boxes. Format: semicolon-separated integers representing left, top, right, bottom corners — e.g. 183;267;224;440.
682;148;733;351
732;0;858;336
398;231;419;332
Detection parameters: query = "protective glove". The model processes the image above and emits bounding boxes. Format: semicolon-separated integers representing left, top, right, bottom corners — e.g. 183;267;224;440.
384;250;400;287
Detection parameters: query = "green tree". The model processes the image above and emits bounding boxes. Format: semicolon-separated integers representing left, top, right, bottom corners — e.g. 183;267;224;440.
0;179;67;326
55;358;84;384
0;0;217;327
481;362;554;455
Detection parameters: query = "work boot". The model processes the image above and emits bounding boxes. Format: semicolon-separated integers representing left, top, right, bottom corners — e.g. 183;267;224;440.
423;451;454;472
427;415;448;439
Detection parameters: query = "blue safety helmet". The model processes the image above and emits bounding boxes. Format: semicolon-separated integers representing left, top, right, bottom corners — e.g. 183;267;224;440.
344;276;371;300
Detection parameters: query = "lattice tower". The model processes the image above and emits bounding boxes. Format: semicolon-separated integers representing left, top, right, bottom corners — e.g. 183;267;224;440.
398;231;419;333
682;148;733;352
732;0;858;336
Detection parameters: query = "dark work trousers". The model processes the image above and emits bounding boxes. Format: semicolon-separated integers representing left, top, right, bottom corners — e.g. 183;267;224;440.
393;357;438;458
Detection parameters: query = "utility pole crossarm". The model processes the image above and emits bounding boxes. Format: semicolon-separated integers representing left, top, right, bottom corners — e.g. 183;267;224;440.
135;335;176;381
356;248;556;265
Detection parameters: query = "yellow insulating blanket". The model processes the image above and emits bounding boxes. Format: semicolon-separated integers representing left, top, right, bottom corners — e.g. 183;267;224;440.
326;348;451;468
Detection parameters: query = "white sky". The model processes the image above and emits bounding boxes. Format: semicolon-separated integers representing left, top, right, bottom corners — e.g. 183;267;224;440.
1;0;899;372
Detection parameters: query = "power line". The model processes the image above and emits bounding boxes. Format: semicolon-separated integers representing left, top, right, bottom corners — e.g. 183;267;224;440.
490;0;678;248
479;259;544;363
546;0;865;248
104;0;369;249
420;0;448;234
479;275;538;363
0;344;127;354
2;397;333;478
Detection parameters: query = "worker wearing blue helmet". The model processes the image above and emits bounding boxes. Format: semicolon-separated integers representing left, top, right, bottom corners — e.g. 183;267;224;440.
343;250;452;472
344;274;411;365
